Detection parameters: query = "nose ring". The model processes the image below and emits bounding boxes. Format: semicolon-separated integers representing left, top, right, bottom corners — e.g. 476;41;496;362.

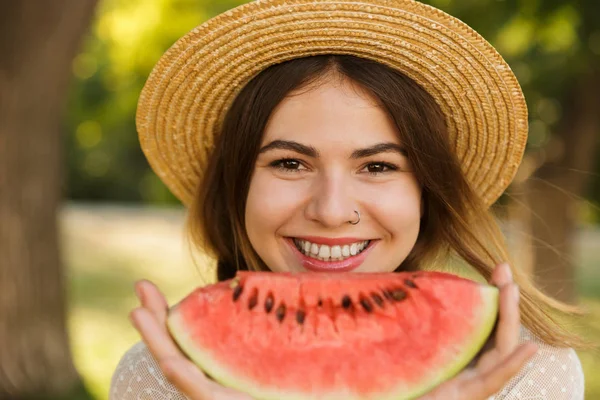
349;210;360;225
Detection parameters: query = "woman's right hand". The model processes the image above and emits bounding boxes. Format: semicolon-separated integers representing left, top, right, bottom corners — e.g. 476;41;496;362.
417;262;538;400
129;280;253;400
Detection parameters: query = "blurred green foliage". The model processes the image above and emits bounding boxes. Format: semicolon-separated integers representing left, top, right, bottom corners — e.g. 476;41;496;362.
65;0;223;204
65;0;600;214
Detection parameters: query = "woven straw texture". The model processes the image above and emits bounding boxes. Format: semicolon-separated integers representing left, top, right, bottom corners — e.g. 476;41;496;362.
136;0;528;207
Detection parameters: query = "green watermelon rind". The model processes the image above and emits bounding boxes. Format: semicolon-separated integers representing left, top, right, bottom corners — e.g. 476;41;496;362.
394;285;499;399
167;285;499;400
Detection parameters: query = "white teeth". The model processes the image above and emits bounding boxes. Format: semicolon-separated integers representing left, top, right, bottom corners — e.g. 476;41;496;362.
294;239;370;262
331;245;342;258
342;245;350;257
310;243;319;255
318;245;330;258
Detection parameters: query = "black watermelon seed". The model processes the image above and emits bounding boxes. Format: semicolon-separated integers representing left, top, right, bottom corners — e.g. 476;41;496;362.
232;285;243;301
371;293;384;308
296;310;306;325
391;289;407;301
317;298;323;307
248;292;258;310
405;279;418;289
360;298;373;313
341;295;352;309
276;304;286;323
264;294;274;313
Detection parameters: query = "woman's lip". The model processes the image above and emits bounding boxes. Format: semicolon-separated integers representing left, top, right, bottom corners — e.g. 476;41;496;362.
286;238;377;272
292;236;370;246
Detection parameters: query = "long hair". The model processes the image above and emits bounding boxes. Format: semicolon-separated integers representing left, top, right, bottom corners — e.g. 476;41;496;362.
187;55;587;349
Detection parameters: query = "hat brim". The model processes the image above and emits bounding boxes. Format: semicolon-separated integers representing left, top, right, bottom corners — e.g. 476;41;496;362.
136;0;528;207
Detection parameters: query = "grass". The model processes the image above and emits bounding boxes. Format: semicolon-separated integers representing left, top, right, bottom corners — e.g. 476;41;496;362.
60;203;600;399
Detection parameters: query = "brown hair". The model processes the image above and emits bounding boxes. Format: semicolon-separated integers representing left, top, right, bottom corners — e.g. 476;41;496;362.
187;55;587;349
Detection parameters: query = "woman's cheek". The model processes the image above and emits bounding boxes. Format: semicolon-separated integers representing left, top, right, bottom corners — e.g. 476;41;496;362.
246;172;306;239
360;179;422;221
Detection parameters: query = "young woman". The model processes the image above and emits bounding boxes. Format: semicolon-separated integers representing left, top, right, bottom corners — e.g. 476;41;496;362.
110;1;586;399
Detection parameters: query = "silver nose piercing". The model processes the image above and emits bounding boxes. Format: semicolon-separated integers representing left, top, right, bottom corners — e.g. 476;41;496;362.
349;210;360;225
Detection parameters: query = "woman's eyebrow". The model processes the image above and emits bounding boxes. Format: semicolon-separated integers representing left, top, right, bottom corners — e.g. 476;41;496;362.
258;140;319;157
350;142;407;159
258;140;406;158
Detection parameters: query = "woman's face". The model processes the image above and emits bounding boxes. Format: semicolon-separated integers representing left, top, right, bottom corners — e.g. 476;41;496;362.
245;75;423;273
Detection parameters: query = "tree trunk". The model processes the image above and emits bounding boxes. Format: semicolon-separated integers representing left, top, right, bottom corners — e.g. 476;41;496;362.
0;1;97;398
528;72;600;304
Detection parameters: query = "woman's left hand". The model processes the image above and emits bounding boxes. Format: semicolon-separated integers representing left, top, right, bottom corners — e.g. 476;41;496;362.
417;262;538;400
129;280;253;400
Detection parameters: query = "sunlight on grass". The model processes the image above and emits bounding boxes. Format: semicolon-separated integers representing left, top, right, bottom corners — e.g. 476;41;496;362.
69;309;139;398
61;204;209;399
61;204;600;399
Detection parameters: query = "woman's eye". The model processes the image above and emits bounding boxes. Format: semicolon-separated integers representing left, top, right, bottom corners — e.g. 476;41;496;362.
364;162;398;174
268;159;397;174
270;158;304;172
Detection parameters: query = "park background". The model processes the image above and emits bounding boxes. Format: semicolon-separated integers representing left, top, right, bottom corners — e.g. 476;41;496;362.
1;0;599;398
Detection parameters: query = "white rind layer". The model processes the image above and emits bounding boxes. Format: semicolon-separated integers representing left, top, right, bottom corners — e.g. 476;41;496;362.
167;285;499;400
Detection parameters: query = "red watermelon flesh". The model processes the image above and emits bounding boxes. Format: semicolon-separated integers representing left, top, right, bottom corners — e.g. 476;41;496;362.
167;271;498;400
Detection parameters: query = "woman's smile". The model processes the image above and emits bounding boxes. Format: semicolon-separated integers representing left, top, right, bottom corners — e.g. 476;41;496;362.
285;236;378;272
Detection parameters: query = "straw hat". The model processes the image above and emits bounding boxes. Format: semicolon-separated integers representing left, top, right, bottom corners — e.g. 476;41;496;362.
137;0;528;208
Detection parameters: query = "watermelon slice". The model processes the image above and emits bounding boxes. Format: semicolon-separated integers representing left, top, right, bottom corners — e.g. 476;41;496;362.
167;271;498;400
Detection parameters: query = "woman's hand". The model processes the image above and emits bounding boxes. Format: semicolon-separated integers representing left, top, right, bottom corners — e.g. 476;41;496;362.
129;280;253;400
418;263;538;400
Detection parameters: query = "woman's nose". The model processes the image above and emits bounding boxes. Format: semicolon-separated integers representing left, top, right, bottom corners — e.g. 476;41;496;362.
304;173;357;228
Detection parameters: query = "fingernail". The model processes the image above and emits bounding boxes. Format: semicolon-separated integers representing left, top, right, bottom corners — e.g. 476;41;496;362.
504;263;513;281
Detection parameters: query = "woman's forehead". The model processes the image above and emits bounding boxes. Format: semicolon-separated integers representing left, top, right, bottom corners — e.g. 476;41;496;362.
262;79;401;148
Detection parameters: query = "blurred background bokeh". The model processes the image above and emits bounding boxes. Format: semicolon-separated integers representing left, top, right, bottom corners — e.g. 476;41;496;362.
1;0;599;398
